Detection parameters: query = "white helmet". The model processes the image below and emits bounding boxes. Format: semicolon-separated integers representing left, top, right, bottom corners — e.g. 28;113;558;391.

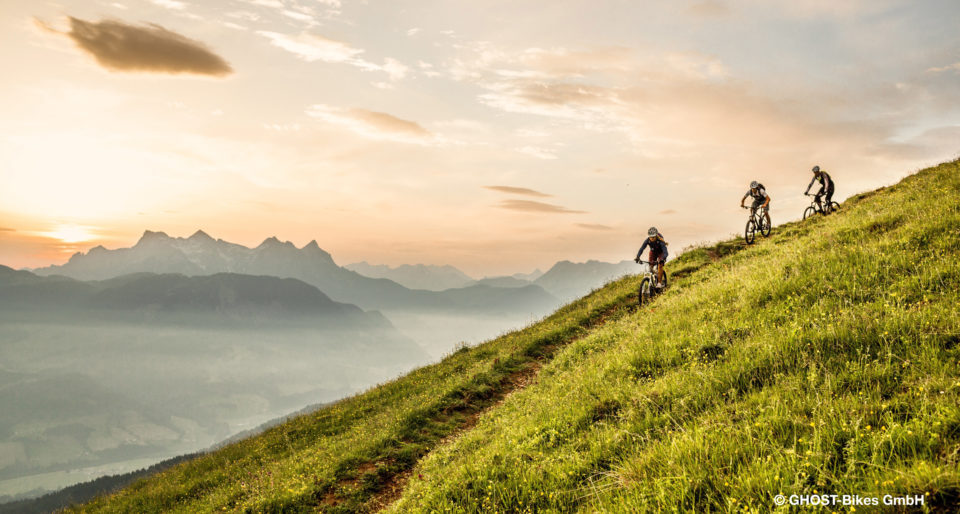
812;165;820;173
750;180;759;189
647;227;658;237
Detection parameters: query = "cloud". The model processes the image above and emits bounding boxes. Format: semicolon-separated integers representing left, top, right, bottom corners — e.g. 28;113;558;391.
282;10;317;24
257;31;363;63
382;58;409;80
445;42;921;162
497;200;585;214
245;0;283;7
576;223;613;230
44;17;232;76
927;62;960;74
484;186;552;197
659;209;677;215
516;146;559;159
150;0;187;10
257;31;409;80
306;104;435;144
0;227;15;232
753;0;900;19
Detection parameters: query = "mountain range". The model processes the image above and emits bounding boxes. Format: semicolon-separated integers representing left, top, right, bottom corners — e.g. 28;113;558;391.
343;262;475;291
31;231;636;313
344;262;547;292
0;265;387;329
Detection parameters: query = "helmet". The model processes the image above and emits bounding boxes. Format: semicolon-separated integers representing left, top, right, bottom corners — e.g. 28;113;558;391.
647;227;658;237
750;180;759;189
812;165;820;173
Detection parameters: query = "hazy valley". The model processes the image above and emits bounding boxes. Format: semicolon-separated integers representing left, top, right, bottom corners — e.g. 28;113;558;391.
0;234;637;504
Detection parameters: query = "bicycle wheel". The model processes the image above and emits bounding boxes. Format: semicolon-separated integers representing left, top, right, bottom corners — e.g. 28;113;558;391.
638;277;651;307
744;219;756;244
760;212;771;237
830;201;840;213
803;206;816;220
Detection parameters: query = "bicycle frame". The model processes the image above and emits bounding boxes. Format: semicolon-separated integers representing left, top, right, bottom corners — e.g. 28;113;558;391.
806;196;826;214
636;259;661;278
743;205;770;244
803;193;839;219
635;259;667;306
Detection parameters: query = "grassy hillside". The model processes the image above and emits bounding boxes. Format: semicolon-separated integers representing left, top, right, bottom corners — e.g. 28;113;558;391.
73;159;959;512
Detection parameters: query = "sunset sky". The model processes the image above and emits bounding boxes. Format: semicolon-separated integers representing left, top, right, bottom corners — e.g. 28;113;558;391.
1;0;958;276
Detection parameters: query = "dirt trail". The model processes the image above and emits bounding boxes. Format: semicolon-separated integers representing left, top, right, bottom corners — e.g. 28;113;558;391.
316;294;636;513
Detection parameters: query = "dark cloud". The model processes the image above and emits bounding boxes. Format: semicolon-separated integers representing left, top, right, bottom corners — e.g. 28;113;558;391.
484;186;552;197
576;223;613;230
47;17;232;76
498;200;585;214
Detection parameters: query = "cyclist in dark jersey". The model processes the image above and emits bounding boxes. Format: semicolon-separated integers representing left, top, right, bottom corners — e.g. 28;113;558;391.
635;227;668;287
805;165;835;213
740;180;771;212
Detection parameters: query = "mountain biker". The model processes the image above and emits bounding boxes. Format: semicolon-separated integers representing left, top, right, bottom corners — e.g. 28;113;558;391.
635;227;668;288
805;165;835;213
740;180;771;214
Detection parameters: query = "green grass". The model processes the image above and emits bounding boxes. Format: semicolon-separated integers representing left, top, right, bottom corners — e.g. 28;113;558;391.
74;159;960;513
389;159;960;512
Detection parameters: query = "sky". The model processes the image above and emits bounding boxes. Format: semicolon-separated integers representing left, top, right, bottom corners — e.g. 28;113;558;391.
1;0;958;276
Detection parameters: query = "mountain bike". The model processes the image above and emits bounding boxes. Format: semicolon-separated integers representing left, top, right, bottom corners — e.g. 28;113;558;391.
635;259;668;307
742;205;771;244
802;193;840;220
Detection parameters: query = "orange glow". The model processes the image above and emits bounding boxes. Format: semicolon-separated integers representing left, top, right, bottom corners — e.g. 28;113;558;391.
40;225;97;244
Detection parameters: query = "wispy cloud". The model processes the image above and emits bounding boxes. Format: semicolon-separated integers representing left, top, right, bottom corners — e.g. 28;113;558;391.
382;58;409;80
483;186;552;197
306;104;436;144
245;0;282;7
257;31;363;63
282;10;317;24
926;62;960;74
659;209;677;215
497;200;585;214
150;0;187;10
516;145;559;160
257;31;409;80
576;223;613;230
39;17;232;77
0;227;15;232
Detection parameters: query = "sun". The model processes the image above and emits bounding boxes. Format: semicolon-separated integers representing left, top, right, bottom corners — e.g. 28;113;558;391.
43;224;96;243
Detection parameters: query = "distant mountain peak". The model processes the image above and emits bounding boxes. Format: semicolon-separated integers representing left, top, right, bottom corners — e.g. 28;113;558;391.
301;240;335;262
257;236;294;249
188;230;215;242
137;230;171;245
